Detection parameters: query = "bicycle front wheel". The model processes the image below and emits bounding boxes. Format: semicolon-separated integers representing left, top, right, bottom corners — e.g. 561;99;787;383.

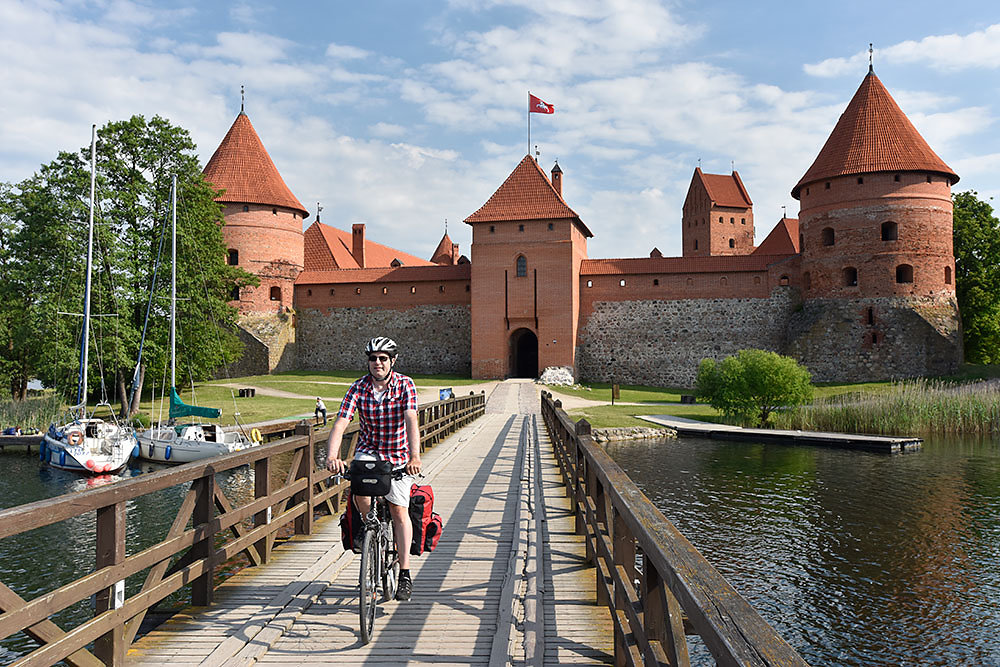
382;520;400;602
359;529;379;644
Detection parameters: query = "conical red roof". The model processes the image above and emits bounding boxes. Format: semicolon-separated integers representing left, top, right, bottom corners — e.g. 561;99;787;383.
792;71;958;198
430;232;454;264
203;113;309;218
465;155;592;237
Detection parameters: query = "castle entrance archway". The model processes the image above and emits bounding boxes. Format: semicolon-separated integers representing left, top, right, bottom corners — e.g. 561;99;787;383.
510;328;538;378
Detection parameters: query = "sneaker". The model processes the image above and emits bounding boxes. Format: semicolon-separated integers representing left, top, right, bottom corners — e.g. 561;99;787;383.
396;573;412;601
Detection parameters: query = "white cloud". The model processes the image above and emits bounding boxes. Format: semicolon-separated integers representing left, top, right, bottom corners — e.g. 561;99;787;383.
326;43;370;60
370;122;406;138
806;24;1000;76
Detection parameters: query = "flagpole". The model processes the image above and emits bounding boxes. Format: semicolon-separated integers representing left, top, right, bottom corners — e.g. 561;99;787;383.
527;90;530;157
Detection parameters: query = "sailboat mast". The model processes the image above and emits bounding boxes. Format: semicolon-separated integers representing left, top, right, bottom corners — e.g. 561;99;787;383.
170;175;177;390
77;125;97;410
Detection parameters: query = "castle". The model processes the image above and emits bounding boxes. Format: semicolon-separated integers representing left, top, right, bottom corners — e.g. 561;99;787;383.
203;68;963;386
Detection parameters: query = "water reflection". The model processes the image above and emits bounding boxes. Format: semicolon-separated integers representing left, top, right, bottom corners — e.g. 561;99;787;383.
605;436;1000;666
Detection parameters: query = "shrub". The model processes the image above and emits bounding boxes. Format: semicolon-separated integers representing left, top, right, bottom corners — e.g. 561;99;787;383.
696;350;813;426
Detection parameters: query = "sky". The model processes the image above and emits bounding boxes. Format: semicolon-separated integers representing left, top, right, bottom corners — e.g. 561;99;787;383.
2;0;999;261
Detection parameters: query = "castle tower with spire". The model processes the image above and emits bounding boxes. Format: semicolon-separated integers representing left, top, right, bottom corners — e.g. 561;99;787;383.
786;68;962;379
203;110;309;372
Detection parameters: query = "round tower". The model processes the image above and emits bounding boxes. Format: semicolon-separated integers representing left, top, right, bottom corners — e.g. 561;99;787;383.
203;111;309;315
787;68;962;380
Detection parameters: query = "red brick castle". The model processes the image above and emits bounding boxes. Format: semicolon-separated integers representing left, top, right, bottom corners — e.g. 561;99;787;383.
204;69;962;385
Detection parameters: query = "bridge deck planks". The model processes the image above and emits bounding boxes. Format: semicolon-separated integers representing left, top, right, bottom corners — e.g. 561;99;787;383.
128;381;612;665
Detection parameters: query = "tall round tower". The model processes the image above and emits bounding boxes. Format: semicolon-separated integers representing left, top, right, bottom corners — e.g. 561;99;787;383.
203;111;309;315
786;68;962;380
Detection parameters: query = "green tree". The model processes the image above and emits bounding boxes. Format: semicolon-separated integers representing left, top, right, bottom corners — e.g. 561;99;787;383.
695;349;813;427
0;116;257;414
953;191;1000;364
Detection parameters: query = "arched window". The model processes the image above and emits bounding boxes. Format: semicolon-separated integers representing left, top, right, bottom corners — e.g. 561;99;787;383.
730;217;735;224
269;286;281;301
516;255;527;277
686;277;693;286
272;208;277;215
228;249;239;265
866;307;875;325
694;239;699;250
619;279;626;287
230;285;240;300
945;266;953;285
803;272;811;291
843;267;858;287
728;238;735;248
720;276;728;286
822;227;835;246
718;216;723;223
382;286;388;294
307;289;312;296
242;205;249;212
753;276;761;285
586;280;593;288
779;275;789;286
653;279;659;286
896;264;913;284
881;221;898;241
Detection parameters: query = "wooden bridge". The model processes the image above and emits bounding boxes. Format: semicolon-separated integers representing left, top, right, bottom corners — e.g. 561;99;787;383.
0;381;808;666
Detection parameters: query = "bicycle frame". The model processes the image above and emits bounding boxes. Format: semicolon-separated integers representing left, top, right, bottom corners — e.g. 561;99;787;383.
357;492;399;644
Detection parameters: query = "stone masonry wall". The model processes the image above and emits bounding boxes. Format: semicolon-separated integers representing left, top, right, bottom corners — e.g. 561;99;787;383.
576;288;799;387
297;304;471;376
785;295;962;382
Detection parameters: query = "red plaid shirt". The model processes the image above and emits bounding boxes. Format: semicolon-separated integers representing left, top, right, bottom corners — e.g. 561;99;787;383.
337;371;418;466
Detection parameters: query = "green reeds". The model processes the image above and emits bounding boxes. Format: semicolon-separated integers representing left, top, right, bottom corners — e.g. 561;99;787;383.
0;395;64;433
773;379;1000;435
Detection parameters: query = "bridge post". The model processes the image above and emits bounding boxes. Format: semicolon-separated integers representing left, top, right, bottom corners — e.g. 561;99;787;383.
94;501;126;666
254;456;272;564
294;422;314;535
612;509;634;666
191;473;215;606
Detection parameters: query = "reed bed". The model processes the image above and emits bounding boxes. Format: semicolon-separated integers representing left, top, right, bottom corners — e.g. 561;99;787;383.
0;395;64;433
774;379;1000;435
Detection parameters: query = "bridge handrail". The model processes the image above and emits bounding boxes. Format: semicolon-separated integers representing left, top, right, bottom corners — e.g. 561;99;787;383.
0;391;485;667
540;391;808;667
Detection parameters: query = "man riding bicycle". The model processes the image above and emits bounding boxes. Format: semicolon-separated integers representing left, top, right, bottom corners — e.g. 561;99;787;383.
326;336;422;601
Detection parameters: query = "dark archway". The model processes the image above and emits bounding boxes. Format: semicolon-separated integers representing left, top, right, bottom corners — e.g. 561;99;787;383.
510;328;538;378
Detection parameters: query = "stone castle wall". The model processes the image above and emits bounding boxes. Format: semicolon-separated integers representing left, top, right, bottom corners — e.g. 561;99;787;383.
575;288;799;387
296;304;472;376
785;295;962;382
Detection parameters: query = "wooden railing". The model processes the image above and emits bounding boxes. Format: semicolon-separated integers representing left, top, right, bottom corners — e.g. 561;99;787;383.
540;392;808;667
0;392;485;667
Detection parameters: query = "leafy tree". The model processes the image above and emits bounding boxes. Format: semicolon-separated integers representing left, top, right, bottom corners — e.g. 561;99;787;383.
0;116;257;414
953;191;1000;364
696;349;813;427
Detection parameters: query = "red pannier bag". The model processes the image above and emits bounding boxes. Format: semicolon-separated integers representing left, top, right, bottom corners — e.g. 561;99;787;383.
409;483;443;555
340;491;364;554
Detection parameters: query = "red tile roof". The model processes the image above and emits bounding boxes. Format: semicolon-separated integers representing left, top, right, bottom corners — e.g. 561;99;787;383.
753;217;799;256
302;222;434;271
203;113;309;217
793;71;958;198
296;264;470;285
581;254;792;276
696;168;753;207
465;155;593;237
430;232;454;264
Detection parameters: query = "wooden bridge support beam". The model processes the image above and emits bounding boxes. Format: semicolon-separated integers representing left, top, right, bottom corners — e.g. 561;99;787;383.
94;502;126;666
191;474;215;607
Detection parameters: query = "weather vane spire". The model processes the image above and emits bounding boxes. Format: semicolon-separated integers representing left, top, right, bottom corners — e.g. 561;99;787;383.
869;43;873;73
241;85;245;113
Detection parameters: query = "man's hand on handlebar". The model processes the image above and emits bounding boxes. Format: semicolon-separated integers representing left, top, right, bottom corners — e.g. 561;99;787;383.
326;456;347;475
406;455;422;476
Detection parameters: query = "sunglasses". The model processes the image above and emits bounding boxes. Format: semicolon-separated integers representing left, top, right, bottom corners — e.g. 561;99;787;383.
368;355;391;363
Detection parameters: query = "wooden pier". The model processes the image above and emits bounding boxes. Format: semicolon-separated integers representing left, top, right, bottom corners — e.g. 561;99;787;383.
639;414;922;453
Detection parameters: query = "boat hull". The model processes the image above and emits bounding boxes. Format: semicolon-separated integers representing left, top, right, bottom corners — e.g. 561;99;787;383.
42;425;134;475
136;425;255;464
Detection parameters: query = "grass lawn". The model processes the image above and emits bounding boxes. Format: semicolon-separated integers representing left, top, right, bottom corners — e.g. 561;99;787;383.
565;403;726;429
141;384;315;427
542;382;689;404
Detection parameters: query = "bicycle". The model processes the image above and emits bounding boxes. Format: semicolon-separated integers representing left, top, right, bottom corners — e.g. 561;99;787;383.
340;467;408;644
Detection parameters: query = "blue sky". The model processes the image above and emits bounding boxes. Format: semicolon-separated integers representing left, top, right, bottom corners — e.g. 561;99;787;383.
2;0;998;260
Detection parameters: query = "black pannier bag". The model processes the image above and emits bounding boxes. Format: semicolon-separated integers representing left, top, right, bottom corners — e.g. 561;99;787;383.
349;458;393;497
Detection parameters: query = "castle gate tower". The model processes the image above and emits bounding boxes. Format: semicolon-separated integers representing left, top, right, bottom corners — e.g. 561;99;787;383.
203;111;309;373
464;157;592;379
786;67;962;380
682;168;755;257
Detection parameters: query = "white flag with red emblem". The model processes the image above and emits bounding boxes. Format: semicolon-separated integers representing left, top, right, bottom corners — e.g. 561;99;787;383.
529;93;554;114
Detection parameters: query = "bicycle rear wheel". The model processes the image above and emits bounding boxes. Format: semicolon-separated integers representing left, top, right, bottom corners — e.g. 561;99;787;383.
381;519;400;601
359;528;379;644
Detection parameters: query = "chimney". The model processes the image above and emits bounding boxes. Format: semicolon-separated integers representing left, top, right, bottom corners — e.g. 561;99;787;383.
551;161;563;197
452;243;459;264
352;223;366;268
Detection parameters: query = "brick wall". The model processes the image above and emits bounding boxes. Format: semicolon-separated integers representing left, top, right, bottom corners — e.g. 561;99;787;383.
576;288;799;387
296;304;471;375
222;203;305;314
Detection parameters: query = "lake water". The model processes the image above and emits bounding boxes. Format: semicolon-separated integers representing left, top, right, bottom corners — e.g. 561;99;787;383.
605;435;1000;666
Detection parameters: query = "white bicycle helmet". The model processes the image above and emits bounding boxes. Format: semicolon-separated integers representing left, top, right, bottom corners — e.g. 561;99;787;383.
365;336;398;357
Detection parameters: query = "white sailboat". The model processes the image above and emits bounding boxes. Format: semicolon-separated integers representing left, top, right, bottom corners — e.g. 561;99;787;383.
42;125;137;475
136;175;258;464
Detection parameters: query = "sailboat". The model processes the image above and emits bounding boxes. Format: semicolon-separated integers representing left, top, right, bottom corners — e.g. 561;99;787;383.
136;176;257;464
42;126;137;475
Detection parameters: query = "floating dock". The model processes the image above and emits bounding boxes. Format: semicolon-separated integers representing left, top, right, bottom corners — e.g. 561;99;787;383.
0;434;43;453
639;415;921;453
